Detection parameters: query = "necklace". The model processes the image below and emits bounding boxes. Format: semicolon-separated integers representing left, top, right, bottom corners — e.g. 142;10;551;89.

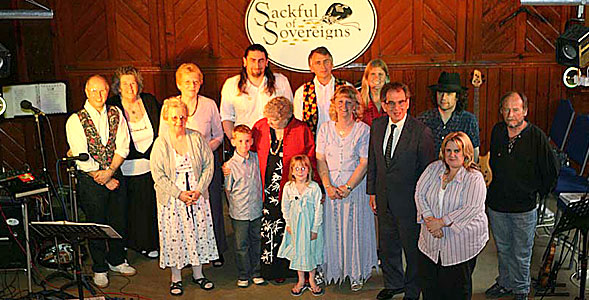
124;98;142;117
269;138;283;156
336;120;354;137
188;96;199;117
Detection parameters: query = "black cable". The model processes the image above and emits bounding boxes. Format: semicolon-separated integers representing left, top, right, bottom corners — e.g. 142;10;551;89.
43;114;60;164
55;160;70;220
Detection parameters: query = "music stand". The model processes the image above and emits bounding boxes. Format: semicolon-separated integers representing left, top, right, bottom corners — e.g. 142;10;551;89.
29;221;121;300
553;197;589;300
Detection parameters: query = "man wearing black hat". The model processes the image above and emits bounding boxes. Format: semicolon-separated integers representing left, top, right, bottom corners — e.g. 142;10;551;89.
418;72;480;160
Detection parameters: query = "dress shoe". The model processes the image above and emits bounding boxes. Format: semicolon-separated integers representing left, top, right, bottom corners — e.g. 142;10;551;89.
485;282;512;298
376;287;404;300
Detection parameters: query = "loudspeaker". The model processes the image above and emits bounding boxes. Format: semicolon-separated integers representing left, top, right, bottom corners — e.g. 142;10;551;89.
0;203;27;269
0;43;11;78
556;24;589;67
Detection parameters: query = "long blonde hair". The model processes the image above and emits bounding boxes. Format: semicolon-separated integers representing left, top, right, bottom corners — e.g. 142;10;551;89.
360;59;390;109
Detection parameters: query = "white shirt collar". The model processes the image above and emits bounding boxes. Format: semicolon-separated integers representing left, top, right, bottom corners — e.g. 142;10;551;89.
388;113;407;131
313;75;334;88
83;100;106;116
247;75;268;90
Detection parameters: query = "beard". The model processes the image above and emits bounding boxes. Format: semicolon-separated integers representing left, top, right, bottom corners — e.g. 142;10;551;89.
249;68;264;79
506;119;525;129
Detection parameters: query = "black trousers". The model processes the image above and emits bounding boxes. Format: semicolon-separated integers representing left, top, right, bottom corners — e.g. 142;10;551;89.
418;251;477;300
77;172;128;273
378;209;421;299
209;151;228;254
124;172;158;252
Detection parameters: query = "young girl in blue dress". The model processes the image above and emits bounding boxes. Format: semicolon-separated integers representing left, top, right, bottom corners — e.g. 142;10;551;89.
277;154;324;296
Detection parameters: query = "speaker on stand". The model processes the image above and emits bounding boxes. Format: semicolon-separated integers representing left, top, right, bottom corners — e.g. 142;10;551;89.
0;199;34;293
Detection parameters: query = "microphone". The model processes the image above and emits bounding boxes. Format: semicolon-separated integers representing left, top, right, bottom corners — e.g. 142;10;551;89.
60;153;90;162
20;100;45;116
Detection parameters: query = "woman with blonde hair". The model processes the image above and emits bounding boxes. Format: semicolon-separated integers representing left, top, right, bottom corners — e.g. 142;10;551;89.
160;63;227;266
151;98;217;295
316;85;377;291
360;59;389;126
414;131;488;300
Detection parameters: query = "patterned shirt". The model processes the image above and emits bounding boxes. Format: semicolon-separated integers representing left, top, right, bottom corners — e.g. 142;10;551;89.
224;151;263;221
418;108;480;154
65;101;129;172
415;160;488;266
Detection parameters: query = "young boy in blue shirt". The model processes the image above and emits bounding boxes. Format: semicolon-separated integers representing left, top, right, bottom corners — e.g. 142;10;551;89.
224;125;266;288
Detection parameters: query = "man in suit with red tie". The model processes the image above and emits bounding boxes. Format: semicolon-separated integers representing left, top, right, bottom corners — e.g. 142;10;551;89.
367;82;435;300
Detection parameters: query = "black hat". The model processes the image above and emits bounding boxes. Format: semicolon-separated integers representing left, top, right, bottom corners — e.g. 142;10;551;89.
428;72;467;93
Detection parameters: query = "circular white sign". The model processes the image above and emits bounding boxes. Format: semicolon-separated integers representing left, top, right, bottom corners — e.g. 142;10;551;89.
245;0;377;72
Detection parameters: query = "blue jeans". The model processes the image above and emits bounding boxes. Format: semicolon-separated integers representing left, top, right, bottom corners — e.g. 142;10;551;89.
231;217;262;280
488;208;537;294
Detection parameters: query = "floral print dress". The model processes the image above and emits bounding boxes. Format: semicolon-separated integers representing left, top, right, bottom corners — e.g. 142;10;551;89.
157;152;218;269
260;129;295;280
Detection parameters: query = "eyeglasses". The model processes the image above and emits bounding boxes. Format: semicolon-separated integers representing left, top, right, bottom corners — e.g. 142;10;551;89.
294;167;307;171
170;115;185;121
383;99;407;108
88;89;108;95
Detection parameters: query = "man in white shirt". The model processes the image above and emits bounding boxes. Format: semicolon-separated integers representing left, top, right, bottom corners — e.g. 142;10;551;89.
65;75;136;288
293;46;349;137
220;44;293;138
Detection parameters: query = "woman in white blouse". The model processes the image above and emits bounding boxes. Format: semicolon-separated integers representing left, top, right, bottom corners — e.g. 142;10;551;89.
107;66;161;258
160;63;228;266
414;131;488;300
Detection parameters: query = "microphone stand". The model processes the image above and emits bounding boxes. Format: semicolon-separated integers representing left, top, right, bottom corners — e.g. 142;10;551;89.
59;161;95;296
30;111;73;284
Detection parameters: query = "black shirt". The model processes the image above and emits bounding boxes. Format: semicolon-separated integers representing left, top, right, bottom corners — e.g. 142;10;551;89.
487;122;559;213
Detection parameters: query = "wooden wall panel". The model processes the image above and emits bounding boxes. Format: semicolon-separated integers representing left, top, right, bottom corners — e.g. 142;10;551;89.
525;6;561;54
0;0;578;173
170;0;210;63
71;1;110;63
378;1;414;57
377;0;466;61
482;0;517;55
480;0;572;61
216;0;250;59
422;0;458;54
114;0;152;61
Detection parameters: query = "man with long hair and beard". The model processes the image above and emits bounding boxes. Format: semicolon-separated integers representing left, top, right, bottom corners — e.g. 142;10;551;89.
220;44;293;139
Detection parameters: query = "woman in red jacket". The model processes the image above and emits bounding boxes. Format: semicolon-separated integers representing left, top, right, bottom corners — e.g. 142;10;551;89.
252;96;319;282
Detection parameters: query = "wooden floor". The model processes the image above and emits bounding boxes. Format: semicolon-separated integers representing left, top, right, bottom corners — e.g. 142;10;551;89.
2;196;587;300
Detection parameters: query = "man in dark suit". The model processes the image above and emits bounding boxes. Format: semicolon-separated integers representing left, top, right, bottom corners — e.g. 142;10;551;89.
367;82;435;300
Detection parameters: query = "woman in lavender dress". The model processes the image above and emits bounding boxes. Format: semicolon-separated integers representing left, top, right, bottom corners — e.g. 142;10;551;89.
316;86;378;291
